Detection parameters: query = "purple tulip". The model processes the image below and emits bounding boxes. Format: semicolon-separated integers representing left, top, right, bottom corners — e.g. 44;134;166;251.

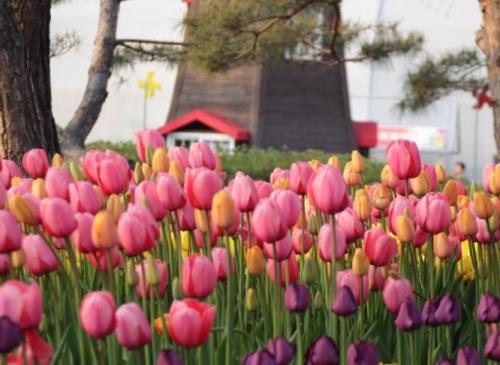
267;337;295;365
331;286;358;317
434;294;460;325
422;298;441;327
305;335;339;365
485;331;500;361
157;349;183;365
395;299;422;331
476;293;500;323
0;316;22;354
346;340;378;365
241;349;277;365
434;358;454;365
456;347;483;365
284;284;310;313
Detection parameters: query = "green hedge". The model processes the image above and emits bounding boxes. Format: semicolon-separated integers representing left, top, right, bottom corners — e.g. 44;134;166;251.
86;141;384;183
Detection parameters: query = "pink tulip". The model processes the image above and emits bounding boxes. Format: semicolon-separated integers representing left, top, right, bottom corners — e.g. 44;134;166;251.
134;128;165;162
211;247;235;281
255;180;273;199
40;198;77;237
0;182;6;209
289;161;313;195
181;254;217;298
229;172;259;212
86;247;123;272
0;280;43;330
177;202;196;230
271;189;301;228
134;180;167;221
7;178;33;198
475;218;491;244
118;212;151;257
387;197;415;235
79;291;116;338
72;213;96;253
126;204;159;248
22;149;50;178
270;168;290;185
185;168;222;210
97;158;130;195
266;255;299;287
307;165;347;214
363;228;397;267
483;162;495;193
188;142;216;170
168;147;190;169
292;228;313;254
251;198;288;243
422;164;437;192
68;181;102;214
415;192;451;234
413;226;429;248
382;276;414;313
45;167;74;200
368;266;386;291
385;140;422;179
156;174;186;211
135;259;168;299
194;228;218;249
80;150;105;184
264;233;293;261
115;303;152;350
0;254;9;275
0;160;21;188
318;223;348;262
22;235;59;276
336;208;364;242
166;299;216;348
337;270;369;304
0;211;22;254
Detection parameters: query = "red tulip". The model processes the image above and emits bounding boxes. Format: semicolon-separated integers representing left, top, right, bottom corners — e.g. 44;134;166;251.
0;254;9;276
45;167;74;200
0;211;22;254
336;208;364;242
229;172;259;212
72;212;96;253
97;157;130;195
292;227;313;254
166;299;216;348
177;202;196;230
255;180;273;199
7;330;53;365
86;247;123;272
40;198;77;237
168;146;190;169
68;181;102;214
188;142;216;170
336;270;369;304
115;303;152;350
134;180;167;221
415;192;450;234
22;149;50;178
181;254;217;298
318;223;348;262
289;161;313;195
135;259;168;299
156;174;186;211
185;168;222;210
307;165;347;214
22;235;59;276
134;128;164;162
264;233;293;261
271;189;301;228
79;291;116;339
363;228;397;267
0;280;43;330
251;198;288;243
211;247;235;281
266;255;299;287
382;276;414;313
0;160;21;188
385;140;421;179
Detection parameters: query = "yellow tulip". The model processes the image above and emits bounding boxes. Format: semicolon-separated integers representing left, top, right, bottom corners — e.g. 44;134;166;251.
273;178;289;190
457;208;478;237
51;153;64;168
353;189;371;221
372;184;391;211
435;163;447;184
10;249;26;268
395;214;414;243
8;195;37;225
327;155;342;169
473;191;494;219
152;147;170;173
352;248;370;276
351;150;364;173
211;190;237;230
92;211;118;249
169;160;184;185
409;172;430;197
142;163;153;181
31;178;47;199
245;246;266;276
309;159;322;171
380;165;399;189
194;209;209;234
106;194;125;224
442;180;459;205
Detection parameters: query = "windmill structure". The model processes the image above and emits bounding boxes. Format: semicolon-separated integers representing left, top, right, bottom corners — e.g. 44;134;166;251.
160;0;376;154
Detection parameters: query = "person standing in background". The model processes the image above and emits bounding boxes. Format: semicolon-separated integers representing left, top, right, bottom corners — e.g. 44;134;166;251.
454;161;466;179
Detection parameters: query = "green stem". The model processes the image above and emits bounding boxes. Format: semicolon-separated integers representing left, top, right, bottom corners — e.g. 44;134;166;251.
295;314;303;365
224;234;233;365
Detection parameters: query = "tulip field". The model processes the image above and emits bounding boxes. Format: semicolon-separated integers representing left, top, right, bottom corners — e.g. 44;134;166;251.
1;130;500;365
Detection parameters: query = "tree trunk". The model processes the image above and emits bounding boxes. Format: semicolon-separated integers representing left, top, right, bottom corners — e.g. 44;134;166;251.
478;0;500;159
60;0;120;152
0;0;60;162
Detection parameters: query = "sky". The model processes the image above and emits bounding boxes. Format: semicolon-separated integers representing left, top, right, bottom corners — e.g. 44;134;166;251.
50;0;493;179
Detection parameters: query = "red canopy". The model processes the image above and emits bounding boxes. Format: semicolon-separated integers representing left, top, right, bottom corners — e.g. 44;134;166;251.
352;121;378;148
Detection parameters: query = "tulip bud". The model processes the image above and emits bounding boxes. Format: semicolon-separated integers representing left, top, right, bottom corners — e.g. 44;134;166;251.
134;162;144;183
485;332;500;361
157;349;183;365
38;314;48;332
328;155;341;169
352;248;370;276
92;211;118;249
476;293;500;323
395;299;422;331
246;246;266;276
307;209;321;235
126;260;138;286
332;285;358;316
69;161;84;181
51;153;64;168
10;249;26;268
353;190;371;221
309;159;322;171
435;164;447;183
351;151;364;173
433;233;457;260
107;194;125;224
0;316;23;354
313;291;323;310
488;210;498;231
8;195;37;225
171;277;183;300
304;256;319;285
211;190;236;230
456;195;470;211
152;147;169;173
273;177;289;190
347;341;378;365
473;191;494;219
10;177;22;187
169;160;184;185
457;208;478;237
194;209;209;234
457;347;482;365
284;283;310;312
142;163;153;181
409;172;430;197
245;288;258;311
381;165;400;189
395;214;414;243
442;180;458;205
145;253;160;286
372;184;391;210
31;178;47;199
